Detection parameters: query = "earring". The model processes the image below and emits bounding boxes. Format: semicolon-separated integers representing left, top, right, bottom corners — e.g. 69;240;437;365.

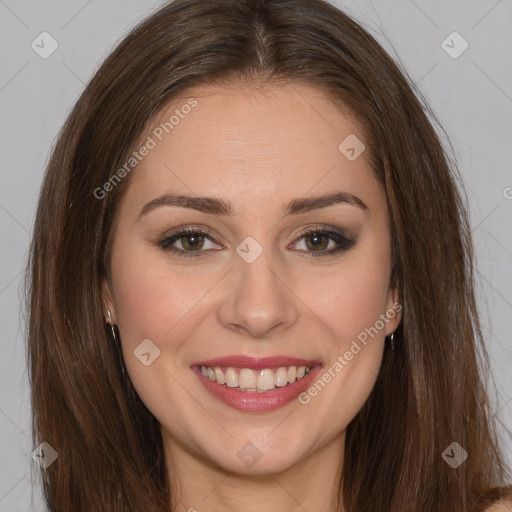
389;332;395;350
105;305;127;378
106;307;117;343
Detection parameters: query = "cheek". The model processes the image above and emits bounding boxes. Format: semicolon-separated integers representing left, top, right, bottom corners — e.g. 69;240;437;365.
296;262;390;436
110;248;202;415
313;252;392;346
112;240;204;342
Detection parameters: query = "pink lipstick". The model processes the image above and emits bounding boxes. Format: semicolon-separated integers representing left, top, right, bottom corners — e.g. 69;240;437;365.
190;356;322;412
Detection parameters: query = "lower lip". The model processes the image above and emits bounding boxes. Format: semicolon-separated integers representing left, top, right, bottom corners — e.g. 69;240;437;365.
191;365;323;412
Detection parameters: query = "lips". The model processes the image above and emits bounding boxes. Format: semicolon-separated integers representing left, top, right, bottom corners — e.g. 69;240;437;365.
190;356;322;412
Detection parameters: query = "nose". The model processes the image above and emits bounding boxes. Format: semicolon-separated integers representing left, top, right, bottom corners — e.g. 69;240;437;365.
217;246;299;339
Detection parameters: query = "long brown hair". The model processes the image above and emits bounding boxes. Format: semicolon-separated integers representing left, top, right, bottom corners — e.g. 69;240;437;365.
26;0;511;510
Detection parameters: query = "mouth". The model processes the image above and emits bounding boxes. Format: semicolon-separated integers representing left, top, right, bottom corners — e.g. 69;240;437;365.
198;364;313;391
191;356;322;412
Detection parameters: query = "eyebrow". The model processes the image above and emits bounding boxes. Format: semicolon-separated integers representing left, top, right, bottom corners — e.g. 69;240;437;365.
137;191;368;220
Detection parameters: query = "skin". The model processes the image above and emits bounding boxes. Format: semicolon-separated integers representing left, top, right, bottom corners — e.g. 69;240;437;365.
488;504;512;512
103;82;402;512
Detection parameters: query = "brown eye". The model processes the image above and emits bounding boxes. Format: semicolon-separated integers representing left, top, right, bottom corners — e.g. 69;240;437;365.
159;226;356;259
179;232;205;251
159;228;222;258
303;232;331;251
291;227;356;257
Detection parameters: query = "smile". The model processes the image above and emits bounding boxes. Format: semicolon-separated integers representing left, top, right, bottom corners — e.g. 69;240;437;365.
200;365;313;392
191;356;322;412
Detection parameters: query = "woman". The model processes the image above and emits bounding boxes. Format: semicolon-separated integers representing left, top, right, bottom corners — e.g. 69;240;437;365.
26;0;512;510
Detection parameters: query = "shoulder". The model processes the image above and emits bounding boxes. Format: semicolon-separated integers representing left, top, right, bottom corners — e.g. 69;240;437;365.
484;500;512;511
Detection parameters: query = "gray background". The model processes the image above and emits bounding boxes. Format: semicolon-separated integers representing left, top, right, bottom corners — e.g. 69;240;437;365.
0;0;511;510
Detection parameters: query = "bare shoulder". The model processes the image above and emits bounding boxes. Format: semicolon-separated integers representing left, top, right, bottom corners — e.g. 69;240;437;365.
484;500;512;511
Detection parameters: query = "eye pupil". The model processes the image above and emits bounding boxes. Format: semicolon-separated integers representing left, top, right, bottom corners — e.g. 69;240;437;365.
306;232;328;251
183;233;204;250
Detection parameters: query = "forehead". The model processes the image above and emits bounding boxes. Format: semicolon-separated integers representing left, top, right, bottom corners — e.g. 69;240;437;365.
118;82;383;219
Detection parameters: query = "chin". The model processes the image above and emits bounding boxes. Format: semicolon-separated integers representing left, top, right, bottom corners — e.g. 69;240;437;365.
196;431;312;476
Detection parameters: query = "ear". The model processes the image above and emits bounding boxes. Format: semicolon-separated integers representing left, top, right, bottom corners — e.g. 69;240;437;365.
101;277;117;324
384;285;402;336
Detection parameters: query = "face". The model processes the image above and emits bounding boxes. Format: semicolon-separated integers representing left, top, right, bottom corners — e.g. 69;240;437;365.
103;83;401;476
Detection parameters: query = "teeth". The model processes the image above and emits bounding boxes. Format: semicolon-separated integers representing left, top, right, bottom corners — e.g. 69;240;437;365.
275;367;288;387
239;369;257;389
257;369;275;390
199;365;313;392
214;367;225;385
225;368;238;388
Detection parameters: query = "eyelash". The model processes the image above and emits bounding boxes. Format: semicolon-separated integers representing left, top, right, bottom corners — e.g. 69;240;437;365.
158;225;356;259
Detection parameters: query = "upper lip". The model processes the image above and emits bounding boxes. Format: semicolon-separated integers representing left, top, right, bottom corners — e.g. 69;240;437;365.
191;355;321;369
